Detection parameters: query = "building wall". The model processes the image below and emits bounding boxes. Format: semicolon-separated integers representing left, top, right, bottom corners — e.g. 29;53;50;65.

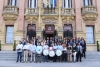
0;0;100;51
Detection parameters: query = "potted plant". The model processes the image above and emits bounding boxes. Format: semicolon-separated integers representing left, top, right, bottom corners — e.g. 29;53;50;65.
13;40;16;51
97;41;99;51
0;40;1;51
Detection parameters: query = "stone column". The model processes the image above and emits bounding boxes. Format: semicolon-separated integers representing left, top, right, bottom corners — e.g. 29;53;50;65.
38;0;41;29
58;0;63;37
37;0;42;37
0;0;3;31
0;0;4;44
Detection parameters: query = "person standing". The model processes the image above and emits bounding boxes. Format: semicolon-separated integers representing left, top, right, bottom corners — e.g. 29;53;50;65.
36;43;42;63
43;43;49;62
76;43;82;62
49;44;54;62
53;43;58;62
16;41;23;63
62;44;67;62
29;41;36;62
82;39;86;58
67;43;72;62
57;42;63;62
72;43;78;63
23;41;30;62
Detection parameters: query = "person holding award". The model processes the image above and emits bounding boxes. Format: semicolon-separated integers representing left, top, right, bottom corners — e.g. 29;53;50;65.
16;41;23;63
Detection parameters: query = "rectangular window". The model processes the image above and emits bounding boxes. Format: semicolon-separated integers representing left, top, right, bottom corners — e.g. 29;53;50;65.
83;0;92;6
6;26;14;44
63;0;72;8
86;26;94;44
8;0;17;6
28;0;37;8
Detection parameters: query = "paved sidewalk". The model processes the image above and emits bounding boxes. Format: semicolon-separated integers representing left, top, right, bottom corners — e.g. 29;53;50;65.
0;51;100;67
0;60;100;67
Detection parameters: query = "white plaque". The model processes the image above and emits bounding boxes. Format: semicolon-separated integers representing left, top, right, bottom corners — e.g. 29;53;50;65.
86;26;94;44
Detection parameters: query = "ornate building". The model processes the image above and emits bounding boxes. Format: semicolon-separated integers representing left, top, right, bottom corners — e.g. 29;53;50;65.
0;0;100;51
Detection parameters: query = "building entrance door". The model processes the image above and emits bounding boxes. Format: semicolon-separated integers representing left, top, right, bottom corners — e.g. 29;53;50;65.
44;25;57;46
63;24;73;38
27;24;36;40
45;25;55;39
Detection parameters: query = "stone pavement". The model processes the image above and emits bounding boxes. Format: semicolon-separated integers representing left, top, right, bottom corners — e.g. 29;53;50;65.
0;60;100;67
0;51;100;67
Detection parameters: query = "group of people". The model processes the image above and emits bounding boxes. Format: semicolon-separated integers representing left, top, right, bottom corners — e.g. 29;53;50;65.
16;36;86;63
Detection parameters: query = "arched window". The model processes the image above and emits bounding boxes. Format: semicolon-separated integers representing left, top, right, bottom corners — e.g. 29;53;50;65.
83;0;92;6
8;0;17;6
62;0;72;8
28;0;38;8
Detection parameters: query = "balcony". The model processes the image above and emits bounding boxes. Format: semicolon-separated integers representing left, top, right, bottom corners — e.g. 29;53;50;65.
41;8;59;19
61;8;75;21
81;6;98;21
2;5;19;21
25;8;39;21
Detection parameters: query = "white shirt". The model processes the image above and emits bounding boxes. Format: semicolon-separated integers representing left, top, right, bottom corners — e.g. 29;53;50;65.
57;45;63;51
43;45;49;50
49;47;53;50
36;46;42;54
53;45;58;50
23;44;30;50
16;44;23;52
29;44;36;53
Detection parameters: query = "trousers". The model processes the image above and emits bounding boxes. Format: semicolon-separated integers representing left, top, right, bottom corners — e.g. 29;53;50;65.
16;52;22;62
23;50;28;61
73;52;77;62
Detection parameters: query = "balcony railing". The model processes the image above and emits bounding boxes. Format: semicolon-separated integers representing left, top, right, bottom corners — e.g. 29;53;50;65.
61;8;75;15
81;6;97;14
41;8;58;15
81;6;98;21
2;5;19;15
25;8;38;15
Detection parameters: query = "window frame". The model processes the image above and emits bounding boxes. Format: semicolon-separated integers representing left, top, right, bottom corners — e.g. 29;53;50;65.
8;0;17;6
28;0;37;8
83;0;93;6
63;0;72;8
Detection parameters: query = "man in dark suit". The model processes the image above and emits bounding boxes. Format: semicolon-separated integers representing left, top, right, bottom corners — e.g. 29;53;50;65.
76;43;82;62
81;40;86;58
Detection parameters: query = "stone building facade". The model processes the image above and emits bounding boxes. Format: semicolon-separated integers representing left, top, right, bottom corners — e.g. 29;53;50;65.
0;0;100;51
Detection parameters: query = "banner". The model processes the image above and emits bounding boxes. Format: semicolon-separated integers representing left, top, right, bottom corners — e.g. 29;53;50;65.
43;0;56;8
45;25;55;34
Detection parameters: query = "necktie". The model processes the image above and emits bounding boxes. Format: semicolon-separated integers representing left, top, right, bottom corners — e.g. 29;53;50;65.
79;46;80;51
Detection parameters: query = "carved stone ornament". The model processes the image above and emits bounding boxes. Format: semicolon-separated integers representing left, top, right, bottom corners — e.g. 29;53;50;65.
2;5;19;21
82;14;98;21
81;6;98;21
2;14;18;21
42;19;57;24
